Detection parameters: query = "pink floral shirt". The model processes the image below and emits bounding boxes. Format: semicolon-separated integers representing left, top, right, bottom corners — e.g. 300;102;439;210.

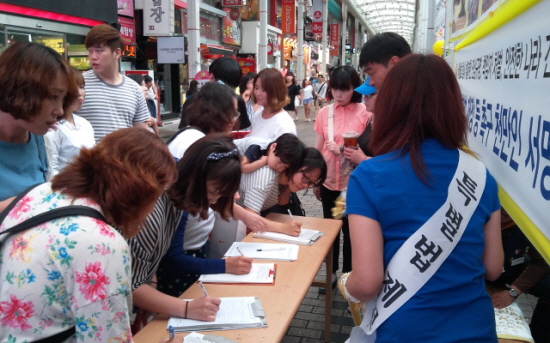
314;102;369;191
0;183;132;342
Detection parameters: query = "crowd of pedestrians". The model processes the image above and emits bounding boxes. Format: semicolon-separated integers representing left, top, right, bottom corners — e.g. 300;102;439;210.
0;23;548;343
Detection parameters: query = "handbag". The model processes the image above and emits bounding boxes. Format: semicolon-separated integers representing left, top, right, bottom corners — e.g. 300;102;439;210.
0;183;107;342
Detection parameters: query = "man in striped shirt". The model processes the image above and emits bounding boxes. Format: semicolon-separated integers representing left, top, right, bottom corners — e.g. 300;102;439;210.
76;24;150;142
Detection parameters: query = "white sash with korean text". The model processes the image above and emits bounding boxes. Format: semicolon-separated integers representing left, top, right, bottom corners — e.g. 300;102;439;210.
348;150;487;343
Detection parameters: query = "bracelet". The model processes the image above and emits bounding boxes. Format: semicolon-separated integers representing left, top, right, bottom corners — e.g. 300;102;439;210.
184;300;189;319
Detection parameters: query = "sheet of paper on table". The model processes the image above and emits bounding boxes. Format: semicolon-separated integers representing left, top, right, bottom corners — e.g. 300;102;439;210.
198;263;276;284
253;228;324;245
224;242;299;261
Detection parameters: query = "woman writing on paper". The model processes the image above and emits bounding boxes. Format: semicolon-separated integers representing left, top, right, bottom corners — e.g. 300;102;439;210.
343;54;503;342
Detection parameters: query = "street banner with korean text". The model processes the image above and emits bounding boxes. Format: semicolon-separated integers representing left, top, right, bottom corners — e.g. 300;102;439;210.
143;0;174;36
452;0;550;261
282;0;296;34
330;24;339;56
118;16;136;45
312;0;323;35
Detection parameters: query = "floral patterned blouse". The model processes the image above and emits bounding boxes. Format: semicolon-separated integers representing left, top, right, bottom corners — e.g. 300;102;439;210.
0;183;133;342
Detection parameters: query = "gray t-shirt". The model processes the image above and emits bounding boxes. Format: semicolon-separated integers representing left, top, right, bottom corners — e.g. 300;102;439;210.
76;70;150;141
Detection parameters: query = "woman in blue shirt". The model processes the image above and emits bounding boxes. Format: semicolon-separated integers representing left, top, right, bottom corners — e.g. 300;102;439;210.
0;42;78;202
344;54;504;342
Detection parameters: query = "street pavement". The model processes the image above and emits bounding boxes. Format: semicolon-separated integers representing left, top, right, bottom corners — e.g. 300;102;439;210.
158;108;538;342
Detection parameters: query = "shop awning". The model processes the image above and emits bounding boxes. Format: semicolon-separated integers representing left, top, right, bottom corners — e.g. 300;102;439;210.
200;44;234;59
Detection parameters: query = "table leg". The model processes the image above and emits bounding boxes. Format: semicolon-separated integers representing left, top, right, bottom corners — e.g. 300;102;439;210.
325;245;334;343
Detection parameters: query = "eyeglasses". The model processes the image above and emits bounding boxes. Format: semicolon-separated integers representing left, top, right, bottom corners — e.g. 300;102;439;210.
301;172;320;188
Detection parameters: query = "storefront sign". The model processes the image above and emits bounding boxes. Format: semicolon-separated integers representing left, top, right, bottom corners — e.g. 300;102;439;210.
312;0;323;34
282;0;296;34
143;0;173;36
330;24;339;56
157;36;185;63
117;0;134;17
118;16;136;45
223;8;241;46
237;54;256;74
222;0;243;6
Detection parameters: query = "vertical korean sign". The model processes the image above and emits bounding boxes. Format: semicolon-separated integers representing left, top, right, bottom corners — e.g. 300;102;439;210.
282;0;296;34
330;24;339;56
144;0;174;36
452;0;550;261
311;0;323;35
118;17;136;45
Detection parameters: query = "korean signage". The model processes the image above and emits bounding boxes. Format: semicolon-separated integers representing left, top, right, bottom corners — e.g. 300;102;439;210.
311;0;323;35
118;16;136;45
157;37;185;64
143;0;174;36
282;0;296;34
222;0;243;6
223;8;241;46
117;0;134;17
452;0;550;261
237;54;256;74
330;24;339;56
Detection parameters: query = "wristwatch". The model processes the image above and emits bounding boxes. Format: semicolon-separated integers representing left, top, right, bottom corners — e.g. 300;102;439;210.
507;287;519;299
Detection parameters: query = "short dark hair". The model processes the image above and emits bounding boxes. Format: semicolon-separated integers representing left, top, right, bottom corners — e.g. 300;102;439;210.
297;147;327;186
144;75;153;83
239;72;257;95
0;42;78;121
252;68;289;112
126;73;144;85
168;134;241;220
85;24;124;52
52;127;177;238
209;57;242;88
285;71;297;84
371;54;466;182
359;32;412;67
270;133;306;177
186;83;238;134
328;66;363;103
60;67;86;120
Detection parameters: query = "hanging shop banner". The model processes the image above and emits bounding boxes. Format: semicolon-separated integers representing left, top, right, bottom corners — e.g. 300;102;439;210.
329;24;339;56
118;0;134;17
237;54;256;74
222;0;243;6
143;0;174;36
453;0;550;261
223;8;242;46
118;16;136;45
312;0;323;35
282;0;296;34
157;36;185;64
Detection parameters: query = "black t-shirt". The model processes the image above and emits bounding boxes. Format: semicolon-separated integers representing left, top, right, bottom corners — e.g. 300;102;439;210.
243;144;266;162
358;120;374;157
284;84;301;111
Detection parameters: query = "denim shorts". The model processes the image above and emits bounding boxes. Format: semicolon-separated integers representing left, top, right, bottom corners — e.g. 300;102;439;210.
303;98;312;105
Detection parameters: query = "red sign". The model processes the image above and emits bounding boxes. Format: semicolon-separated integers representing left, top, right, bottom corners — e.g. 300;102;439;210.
118;16;135;45
281;0;295;34
222;0;243;6
236;56;256;74
330;24;339;56
312;22;322;34
313;10;322;20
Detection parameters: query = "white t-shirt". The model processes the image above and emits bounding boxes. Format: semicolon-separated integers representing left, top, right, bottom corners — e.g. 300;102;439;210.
248;108;297;141
302;85;314;100
167;127;213;251
44;115;95;177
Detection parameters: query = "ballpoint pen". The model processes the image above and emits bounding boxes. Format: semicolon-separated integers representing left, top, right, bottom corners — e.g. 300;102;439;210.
237;246;245;256
199;280;209;297
257;248;285;251
168;325;175;340
287;209;295;221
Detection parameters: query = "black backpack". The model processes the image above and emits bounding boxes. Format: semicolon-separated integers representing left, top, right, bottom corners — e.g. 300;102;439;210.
0;183;107;342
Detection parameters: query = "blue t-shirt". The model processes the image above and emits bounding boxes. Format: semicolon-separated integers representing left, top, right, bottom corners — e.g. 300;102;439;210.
347;139;500;342
0;133;47;200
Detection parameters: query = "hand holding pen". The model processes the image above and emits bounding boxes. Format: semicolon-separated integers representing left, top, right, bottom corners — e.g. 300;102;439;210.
225;247;252;274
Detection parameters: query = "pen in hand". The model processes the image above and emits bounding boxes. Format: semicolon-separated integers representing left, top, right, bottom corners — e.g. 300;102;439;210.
199;280;209;297
237;246;245;256
287;209;295;221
